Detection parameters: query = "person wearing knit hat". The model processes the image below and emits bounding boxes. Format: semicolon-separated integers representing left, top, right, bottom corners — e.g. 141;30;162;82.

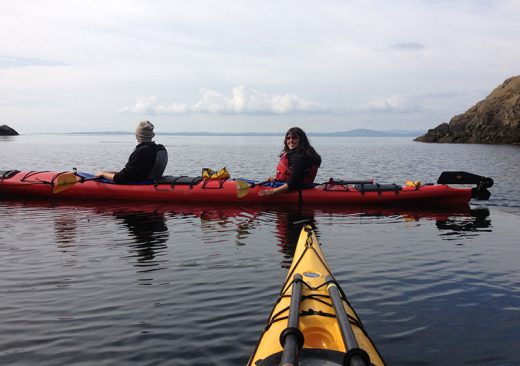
96;121;168;183
135;120;155;143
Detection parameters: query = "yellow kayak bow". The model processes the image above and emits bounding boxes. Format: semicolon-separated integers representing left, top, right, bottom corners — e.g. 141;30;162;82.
248;225;386;366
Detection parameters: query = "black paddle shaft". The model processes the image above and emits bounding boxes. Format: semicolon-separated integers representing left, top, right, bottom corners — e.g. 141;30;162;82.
280;274;304;366
326;276;370;366
250;180;271;188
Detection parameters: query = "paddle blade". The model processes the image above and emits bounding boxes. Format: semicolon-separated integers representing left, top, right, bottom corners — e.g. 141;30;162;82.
236;180;251;198
53;173;79;194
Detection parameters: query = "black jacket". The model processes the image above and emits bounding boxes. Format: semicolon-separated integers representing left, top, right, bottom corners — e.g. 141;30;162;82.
285;150;313;190
113;142;162;183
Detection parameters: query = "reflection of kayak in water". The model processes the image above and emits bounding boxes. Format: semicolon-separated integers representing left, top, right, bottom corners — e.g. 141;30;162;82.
0;197;488;222
248;225;386;366
0;170;493;208
0;197;491;234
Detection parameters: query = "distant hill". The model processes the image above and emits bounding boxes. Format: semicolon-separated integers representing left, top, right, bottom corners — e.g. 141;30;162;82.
67;129;424;137
312;129;424;137
415;76;520;145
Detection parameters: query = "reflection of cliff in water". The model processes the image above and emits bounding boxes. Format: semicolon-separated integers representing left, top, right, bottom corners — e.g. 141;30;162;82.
435;207;492;240
113;210;169;268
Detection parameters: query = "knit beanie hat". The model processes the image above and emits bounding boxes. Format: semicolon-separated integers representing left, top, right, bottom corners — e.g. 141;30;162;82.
135;120;155;142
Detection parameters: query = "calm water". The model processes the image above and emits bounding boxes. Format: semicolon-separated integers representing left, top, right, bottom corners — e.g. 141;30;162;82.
1;134;519;366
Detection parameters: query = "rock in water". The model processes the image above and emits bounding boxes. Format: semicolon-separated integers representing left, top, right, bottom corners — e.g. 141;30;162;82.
415;76;520;144
0;124;19;136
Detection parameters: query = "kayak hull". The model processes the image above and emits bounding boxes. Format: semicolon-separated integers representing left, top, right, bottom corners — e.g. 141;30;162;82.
248;225;386;365
1;170;473;207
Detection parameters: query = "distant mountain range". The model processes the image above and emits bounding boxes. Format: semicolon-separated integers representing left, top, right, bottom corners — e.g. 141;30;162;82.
310;129;425;137
67;129;424;137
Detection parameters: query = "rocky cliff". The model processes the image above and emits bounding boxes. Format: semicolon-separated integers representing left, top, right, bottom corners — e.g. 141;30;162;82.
415;76;520;144
0;124;19;136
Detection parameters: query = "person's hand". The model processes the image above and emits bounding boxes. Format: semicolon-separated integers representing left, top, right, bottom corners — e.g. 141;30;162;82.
258;189;276;197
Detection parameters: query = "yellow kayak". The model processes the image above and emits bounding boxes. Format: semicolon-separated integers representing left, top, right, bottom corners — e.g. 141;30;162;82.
248;225;386;366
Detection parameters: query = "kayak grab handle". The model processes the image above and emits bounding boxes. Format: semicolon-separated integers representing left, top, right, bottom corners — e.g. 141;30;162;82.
326;276;370;366
279;274;304;366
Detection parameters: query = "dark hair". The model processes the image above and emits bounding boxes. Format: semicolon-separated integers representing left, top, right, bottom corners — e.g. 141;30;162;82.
282;127;321;167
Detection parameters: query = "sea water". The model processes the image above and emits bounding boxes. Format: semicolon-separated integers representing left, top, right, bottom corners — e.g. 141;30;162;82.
1;134;519;365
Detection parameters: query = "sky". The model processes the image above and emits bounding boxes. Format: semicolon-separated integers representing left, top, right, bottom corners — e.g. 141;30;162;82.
1;0;519;134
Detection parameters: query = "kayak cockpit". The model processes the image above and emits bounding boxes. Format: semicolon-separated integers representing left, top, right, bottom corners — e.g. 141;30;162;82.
255;348;375;366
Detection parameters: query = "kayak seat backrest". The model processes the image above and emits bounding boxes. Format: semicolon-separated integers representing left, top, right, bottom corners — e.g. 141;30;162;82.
147;147;168;180
0;170;20;180
156;175;203;189
355;183;402;193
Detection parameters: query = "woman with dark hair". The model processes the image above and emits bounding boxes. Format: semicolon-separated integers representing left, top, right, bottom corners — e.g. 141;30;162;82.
259;127;321;197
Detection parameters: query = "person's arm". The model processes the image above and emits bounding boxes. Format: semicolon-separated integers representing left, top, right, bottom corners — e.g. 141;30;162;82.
259;153;309;196
258;182;289;196
95;171;116;180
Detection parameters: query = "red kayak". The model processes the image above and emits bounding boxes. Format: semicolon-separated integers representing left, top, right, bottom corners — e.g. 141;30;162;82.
0;170;492;207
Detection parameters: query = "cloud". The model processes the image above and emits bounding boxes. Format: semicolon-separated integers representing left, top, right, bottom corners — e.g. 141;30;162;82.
119;96;189;115
120;86;326;115
359;95;421;113
389;42;425;51
0;56;65;68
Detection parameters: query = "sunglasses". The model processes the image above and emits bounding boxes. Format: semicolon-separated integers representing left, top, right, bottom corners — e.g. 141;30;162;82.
286;134;299;141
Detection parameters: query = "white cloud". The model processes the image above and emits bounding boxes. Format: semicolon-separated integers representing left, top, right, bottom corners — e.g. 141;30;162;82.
120;96;189;114
2;1;520;132
0;56;65;68
121;86;326;115
360;95;421;113
389;42;425;51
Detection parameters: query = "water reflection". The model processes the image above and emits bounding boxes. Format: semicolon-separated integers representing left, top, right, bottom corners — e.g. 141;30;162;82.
54;216;78;247
436;207;492;240
0;136;17;142
264;206;493;267
274;210;316;268
112;209;169;265
1;199;493;255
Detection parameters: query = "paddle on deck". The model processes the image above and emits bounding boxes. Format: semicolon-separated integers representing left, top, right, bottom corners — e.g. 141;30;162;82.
52;173;80;194
53;173;98;194
327;275;370;366
236;180;270;198
280;273;304;366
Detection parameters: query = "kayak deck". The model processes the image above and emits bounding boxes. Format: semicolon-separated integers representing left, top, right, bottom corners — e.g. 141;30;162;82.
248;225;385;366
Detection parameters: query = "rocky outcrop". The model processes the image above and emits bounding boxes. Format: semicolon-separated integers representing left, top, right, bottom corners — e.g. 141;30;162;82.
0;124;19;136
415;76;520;144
